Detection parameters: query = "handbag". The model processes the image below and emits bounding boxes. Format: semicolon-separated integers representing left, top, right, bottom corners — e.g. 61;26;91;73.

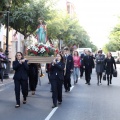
113;69;117;77
103;74;106;81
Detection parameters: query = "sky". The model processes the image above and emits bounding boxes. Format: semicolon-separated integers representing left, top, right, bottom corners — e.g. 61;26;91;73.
74;0;120;48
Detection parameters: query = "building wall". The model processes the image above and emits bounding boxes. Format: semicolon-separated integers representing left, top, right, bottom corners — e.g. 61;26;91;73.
0;26;24;67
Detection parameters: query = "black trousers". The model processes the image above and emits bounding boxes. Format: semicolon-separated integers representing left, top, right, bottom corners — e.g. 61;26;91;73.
14;79;28;105
107;73;112;85
29;79;36;91
64;72;71;91
85;68;91;83
97;72;102;84
51;79;62;106
0;68;4;82
80;66;84;77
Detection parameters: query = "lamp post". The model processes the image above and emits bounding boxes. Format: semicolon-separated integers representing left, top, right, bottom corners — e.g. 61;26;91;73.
4;0;12;79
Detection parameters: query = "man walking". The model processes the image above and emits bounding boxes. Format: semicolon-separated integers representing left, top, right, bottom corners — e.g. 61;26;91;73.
83;50;94;85
64;47;74;92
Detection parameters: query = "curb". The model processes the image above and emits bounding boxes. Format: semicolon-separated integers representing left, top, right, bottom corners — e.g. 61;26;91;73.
0;80;14;89
0;74;14;89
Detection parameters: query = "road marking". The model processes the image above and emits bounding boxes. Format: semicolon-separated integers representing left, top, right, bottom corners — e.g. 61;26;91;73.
45;107;58;120
70;86;74;91
45;86;74;120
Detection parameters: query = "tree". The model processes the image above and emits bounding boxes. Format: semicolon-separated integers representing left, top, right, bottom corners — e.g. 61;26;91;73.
1;0;54;39
47;11;97;50
105;18;120;51
0;0;29;18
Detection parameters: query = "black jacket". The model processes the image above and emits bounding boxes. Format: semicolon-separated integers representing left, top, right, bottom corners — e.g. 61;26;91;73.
83;55;94;69
104;57;116;74
50;61;65;81
13;60;29;81
64;55;74;72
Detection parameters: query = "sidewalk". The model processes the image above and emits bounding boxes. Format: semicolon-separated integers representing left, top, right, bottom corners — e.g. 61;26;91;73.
0;65;45;89
0;74;14;89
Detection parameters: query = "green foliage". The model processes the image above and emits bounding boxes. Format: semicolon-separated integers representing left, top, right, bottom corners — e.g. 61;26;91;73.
47;11;97;51
1;0;54;38
105;18;120;52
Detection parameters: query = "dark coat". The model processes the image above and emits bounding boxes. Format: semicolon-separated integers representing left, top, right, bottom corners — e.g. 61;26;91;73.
80;53;85;66
64;55;74;72
96;54;105;73
13;60;29;81
104;57;116;74
50;61;65;81
45;63;51;73
28;63;38;82
83;55;94;72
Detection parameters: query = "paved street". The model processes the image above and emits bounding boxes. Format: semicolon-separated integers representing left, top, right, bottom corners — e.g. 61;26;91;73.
0;65;120;120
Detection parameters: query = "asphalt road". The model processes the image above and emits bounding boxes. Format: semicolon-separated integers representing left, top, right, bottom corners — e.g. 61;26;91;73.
0;65;120;120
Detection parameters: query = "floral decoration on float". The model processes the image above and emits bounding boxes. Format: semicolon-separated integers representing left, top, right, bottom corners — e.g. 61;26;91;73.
27;42;56;57
25;43;59;63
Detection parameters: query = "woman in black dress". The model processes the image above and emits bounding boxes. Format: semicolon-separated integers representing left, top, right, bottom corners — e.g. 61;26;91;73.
28;63;38;95
104;52;116;85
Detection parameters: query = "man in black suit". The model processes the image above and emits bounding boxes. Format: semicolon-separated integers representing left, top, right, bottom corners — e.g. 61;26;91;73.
83;50;94;85
80;49;87;78
64;47;74;92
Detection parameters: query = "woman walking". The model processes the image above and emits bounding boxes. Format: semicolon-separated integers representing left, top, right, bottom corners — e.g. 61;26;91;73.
50;53;65;108
28;63;38;95
0;48;7;83
73;51;80;84
96;50;105;85
104;52;116;86
13;52;29;108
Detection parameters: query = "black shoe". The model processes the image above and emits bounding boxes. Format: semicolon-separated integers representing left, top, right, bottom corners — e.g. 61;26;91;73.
88;83;90;85
76;80;78;83
68;87;70;91
15;104;20;108
52;105;57;108
97;83;99;86
58;102;62;105
23;101;27;104
85;82;88;84
107;81;109;86
65;90;68;92
80;75;83;77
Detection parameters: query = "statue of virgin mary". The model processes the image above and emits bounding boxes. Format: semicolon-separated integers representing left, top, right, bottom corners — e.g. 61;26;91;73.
36;20;47;44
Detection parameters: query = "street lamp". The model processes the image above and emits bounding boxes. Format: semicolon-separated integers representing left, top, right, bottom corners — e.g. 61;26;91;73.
4;0;12;79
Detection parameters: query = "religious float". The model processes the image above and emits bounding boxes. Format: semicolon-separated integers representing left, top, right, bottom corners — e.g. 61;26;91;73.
25;43;55;63
24;19;57;63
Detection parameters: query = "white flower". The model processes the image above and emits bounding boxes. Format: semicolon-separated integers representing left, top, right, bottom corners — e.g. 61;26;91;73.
40;47;46;53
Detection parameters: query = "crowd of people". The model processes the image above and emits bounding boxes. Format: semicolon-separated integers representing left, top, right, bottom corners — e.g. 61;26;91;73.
10;47;117;108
